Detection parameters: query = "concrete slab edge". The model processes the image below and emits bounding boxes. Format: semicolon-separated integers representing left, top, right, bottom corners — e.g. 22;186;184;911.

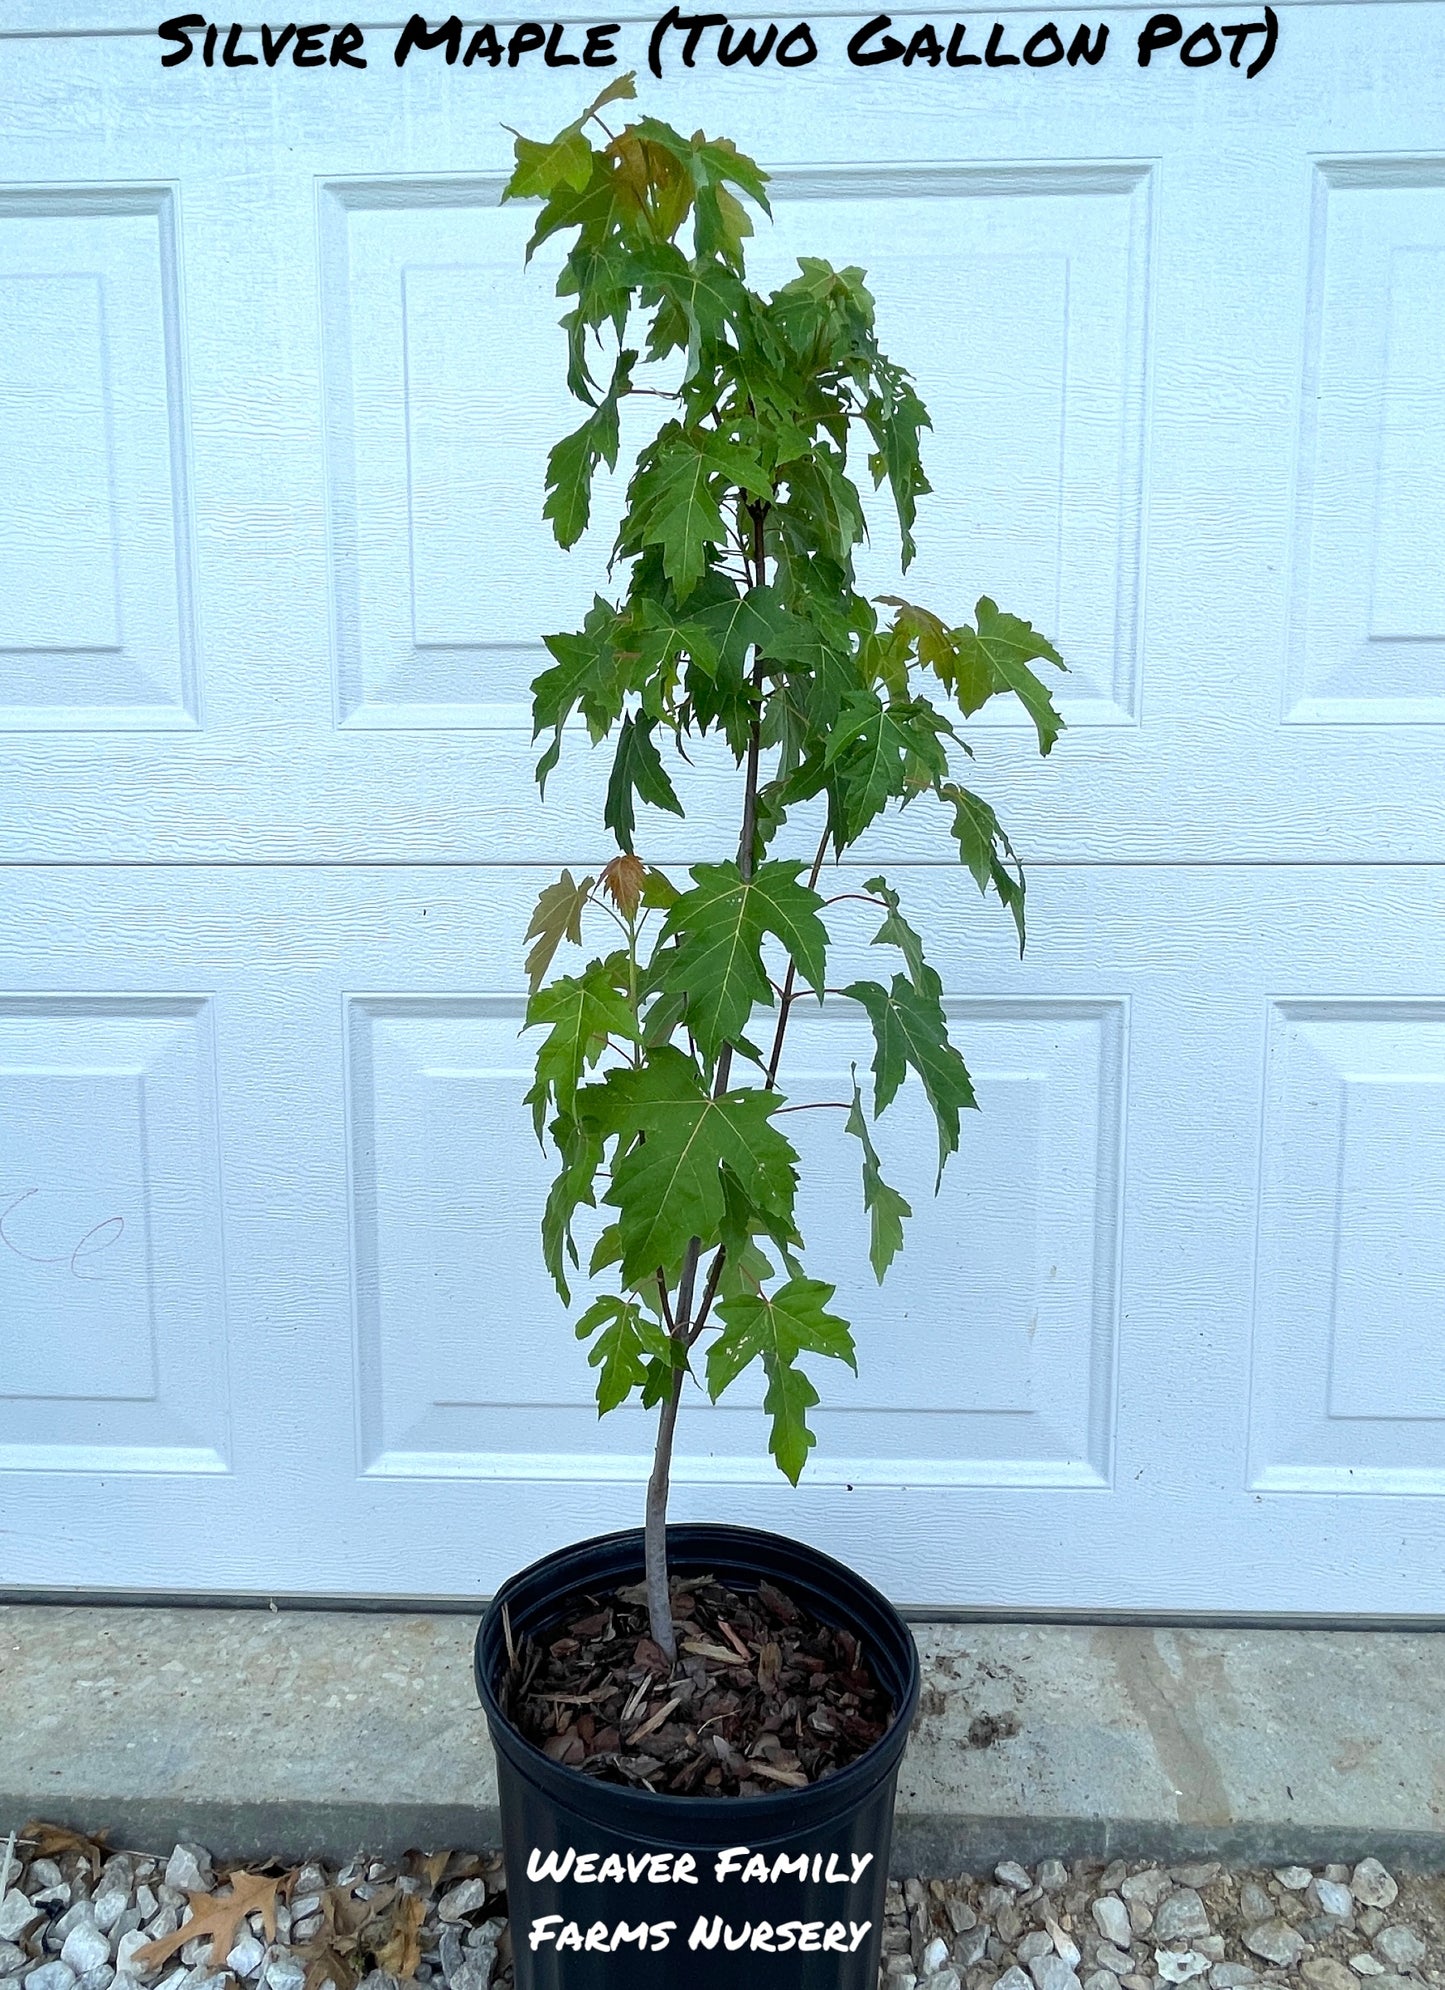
5;1798;1445;1877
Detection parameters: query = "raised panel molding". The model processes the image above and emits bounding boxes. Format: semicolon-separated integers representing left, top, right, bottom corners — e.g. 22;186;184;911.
345;993;1125;1490
1286;157;1445;725
320;163;1151;733
0;186;197;731
0;995;229;1471
1249;999;1445;1495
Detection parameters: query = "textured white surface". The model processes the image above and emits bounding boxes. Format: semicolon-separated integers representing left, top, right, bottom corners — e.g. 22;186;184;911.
0;11;1443;1608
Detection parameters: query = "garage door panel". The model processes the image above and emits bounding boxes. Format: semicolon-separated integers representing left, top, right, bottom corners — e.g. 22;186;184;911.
1287;158;1445;724
0;185;195;730
0;994;228;1473
754;164;1152;737
348;989;1123;1491
1248;1000;1445;1497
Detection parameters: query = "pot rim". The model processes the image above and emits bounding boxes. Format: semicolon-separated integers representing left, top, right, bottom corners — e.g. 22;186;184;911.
474;1522;920;1830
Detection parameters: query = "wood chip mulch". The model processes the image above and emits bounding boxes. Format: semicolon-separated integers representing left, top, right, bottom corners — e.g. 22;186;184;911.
502;1572;892;1797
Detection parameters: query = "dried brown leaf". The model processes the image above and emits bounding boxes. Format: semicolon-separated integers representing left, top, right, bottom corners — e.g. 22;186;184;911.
134;1872;280;1971
375;1892;426;1978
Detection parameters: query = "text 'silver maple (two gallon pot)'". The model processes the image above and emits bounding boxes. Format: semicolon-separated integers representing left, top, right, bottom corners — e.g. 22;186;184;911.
472;74;1068;1990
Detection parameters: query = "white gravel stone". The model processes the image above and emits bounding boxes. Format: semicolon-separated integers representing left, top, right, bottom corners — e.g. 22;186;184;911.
60;1931;110;1978
1156;1951;1211;1984
923;1972;961;1990
1302;1961;1359;1990
1155;1893;1213;1944
955;1926;990;1968
0;1897;43;1945
1350;1864;1398;1912
260;1956;303;1990
1313;1882;1356;1920
160;1856;210;1901
922;1938;951;1974
1172;1868;1221;1891
436;1883;488;1925
1244;1921;1307;1968
112;1931;154;1981
1084;1973;1122;1990
1;1941;30;1976
1240;1885;1276;1925
1097;1945;1134;1975
1028;1953;1082;1990
1350;1958;1386;1977
76;1969;114;1990
997;1864;1033;1894
1020;1935;1055;1965
1122;1873;1173;1912
1040;1862;1070;1894
1047;1920;1081;1968
1373;1929;1425;1972
996;1967;1034;1990
1210;1967;1259;1989
1275;1871;1314;1893
91;1899;129;1941
1094;1899;1133;1949
224;1939;265;1981
946;1899;977;1935
455;1921;502;1990
26;1964;78;1990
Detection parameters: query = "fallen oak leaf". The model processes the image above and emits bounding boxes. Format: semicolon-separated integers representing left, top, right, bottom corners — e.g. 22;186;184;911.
133;1871;280;1971
20;1820;108;1880
374;1891;426;1979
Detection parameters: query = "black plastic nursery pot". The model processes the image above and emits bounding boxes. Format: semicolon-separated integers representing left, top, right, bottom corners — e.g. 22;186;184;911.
474;1523;920;1990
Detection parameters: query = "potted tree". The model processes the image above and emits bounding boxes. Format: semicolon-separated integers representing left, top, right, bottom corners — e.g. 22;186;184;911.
472;75;1066;1990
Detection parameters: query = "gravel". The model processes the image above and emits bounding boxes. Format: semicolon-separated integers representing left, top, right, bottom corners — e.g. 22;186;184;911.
2;1834;1444;1990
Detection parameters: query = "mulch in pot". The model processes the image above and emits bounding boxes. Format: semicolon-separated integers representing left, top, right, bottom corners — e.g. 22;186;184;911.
501;1572;892;1796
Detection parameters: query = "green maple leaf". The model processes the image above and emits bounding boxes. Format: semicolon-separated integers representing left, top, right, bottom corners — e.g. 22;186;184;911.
574;1294;678;1415
939;782;1027;953
845;1071;911;1282
598;1045;798;1284
604;712;684;853
525;964;639;1135
658;859;828;1058
524;870;595;993
706;1276;856;1484
843;972;978;1181
543;349;634;550
823;693;950;842
505;123;595;202
954;596;1067;752
624;437;726;597
861;874;930;992
863;361;931;570
541;1107;605;1303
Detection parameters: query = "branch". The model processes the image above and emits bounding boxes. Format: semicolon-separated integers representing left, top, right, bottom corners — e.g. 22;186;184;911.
773;1101;852;1114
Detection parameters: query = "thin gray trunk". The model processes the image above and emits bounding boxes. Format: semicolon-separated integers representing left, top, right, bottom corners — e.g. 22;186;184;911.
642;496;769;1663
644;1361;685;1661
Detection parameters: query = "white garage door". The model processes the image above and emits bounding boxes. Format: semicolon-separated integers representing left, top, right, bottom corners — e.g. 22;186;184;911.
2;2;1443;1612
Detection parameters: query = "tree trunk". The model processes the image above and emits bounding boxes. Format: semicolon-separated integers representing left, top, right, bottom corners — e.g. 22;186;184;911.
641;497;770;1664
644;1361;685;1660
